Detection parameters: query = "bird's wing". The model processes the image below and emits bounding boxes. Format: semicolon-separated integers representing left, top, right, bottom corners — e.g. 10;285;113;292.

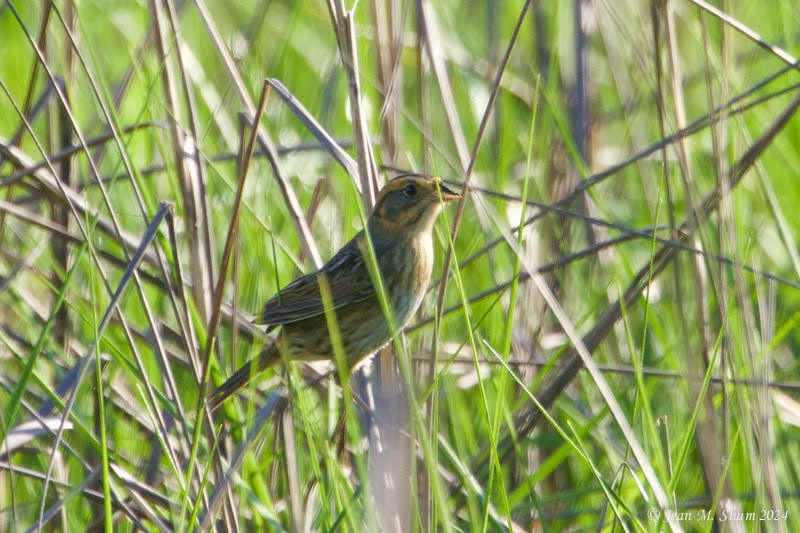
259;235;375;326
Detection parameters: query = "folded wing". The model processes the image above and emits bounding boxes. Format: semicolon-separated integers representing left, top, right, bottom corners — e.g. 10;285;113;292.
259;235;375;326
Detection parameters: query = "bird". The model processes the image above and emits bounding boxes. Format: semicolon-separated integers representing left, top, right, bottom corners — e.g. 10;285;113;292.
209;174;460;409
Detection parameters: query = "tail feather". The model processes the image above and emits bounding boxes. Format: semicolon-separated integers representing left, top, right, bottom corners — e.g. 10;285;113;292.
208;344;280;410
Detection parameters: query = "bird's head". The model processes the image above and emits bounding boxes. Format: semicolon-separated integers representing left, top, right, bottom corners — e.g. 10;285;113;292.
368;175;460;238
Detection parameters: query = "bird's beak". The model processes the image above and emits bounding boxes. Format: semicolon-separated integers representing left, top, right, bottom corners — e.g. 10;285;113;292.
435;182;461;203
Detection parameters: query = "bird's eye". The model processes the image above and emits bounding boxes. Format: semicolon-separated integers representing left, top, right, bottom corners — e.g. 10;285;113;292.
403;184;417;197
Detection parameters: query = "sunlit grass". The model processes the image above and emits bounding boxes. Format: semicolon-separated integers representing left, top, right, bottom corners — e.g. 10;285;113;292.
1;0;800;531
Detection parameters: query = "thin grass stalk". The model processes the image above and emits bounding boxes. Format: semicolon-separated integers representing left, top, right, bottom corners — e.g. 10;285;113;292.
433;0;533;362
151;0;214;323
184;80;271;529
248;111;323;268
368;3;413;530
265;79;359;179
326;0;380;201
662;2;735;522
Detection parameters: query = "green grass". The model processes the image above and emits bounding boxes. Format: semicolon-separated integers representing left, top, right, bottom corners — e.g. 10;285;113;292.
2;0;800;531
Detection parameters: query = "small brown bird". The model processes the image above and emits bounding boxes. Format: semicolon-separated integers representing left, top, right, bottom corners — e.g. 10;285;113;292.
209;175;459;409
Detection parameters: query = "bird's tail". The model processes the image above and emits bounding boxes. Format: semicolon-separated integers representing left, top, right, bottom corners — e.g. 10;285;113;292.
208;342;281;411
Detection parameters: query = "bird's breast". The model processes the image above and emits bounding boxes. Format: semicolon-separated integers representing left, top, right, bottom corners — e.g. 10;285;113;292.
376;233;434;328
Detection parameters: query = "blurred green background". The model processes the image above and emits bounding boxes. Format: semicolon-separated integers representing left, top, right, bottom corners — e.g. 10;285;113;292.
1;0;799;530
